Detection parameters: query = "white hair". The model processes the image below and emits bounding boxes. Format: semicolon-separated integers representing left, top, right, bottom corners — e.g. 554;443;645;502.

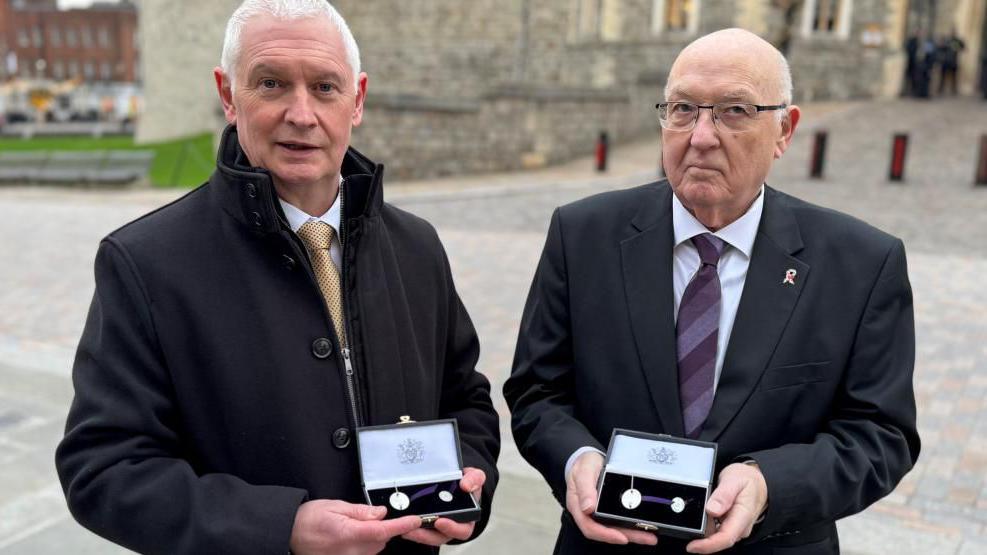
221;0;361;91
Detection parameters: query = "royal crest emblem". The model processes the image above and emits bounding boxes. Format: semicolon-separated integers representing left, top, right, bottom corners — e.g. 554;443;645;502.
397;438;426;465
648;447;678;465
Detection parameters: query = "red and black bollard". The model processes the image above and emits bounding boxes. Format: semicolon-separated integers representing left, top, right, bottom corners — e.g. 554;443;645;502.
976;135;987;186
889;133;908;182
596;131;609;172
809;130;828;179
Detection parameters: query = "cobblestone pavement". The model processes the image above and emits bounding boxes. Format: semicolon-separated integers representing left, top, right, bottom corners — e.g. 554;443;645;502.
0;97;985;553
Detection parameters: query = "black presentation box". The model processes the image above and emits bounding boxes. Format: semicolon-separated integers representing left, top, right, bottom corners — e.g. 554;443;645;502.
355;417;480;526
592;429;717;539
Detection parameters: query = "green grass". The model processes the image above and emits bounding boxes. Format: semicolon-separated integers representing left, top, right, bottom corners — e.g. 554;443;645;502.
0;133;216;188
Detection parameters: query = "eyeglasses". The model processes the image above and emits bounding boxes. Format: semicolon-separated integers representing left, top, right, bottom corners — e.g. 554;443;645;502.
656;102;787;132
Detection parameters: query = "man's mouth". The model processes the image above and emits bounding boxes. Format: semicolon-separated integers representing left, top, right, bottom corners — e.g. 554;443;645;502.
276;142;318;151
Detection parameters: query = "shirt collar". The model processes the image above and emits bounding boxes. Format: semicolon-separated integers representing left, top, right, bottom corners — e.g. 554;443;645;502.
672;184;764;258
278;177;343;234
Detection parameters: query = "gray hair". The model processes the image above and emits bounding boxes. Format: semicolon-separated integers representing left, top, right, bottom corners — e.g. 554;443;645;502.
221;0;361;91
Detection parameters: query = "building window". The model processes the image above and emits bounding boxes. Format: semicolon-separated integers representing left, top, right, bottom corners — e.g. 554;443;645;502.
33;26;43;48
50;27;62;48
99;27;111;48
82;27;94;48
100;61;112;81
66;28;78;48
802;0;852;38
53;61;65;80
652;0;700;35
572;0;603;40
18;29;30;48
571;0;624;41
84;61;95;80
69;60;80;78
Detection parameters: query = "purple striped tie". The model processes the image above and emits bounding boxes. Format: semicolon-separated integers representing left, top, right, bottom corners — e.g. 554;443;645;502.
677;233;725;439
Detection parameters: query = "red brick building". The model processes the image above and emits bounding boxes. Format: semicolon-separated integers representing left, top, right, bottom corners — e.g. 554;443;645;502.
0;0;139;83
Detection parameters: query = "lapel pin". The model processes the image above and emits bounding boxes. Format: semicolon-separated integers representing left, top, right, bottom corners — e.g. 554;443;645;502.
782;269;797;285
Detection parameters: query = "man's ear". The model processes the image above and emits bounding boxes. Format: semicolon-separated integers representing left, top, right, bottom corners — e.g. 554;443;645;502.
214;67;237;125
352;72;368;127
774;105;801;159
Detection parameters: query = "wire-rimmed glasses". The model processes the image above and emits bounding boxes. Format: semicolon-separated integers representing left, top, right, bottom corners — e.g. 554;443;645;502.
656;102;787;132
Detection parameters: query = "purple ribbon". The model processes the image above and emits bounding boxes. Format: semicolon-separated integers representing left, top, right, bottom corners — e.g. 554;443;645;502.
641;496;673;505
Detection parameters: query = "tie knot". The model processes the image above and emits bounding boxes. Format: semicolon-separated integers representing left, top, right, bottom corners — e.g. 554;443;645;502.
691;233;725;267
297;220;335;251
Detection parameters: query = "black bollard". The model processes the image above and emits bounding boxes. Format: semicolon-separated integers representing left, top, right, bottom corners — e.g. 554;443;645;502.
976;135;987;186
889;133;908;182
810;130;828;179
596;131;609;172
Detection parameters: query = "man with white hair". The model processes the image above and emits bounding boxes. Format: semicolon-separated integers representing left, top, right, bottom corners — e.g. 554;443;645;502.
55;1;499;553
505;28;919;554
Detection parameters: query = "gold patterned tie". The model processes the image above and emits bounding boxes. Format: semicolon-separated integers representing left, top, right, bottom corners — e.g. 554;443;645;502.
297;221;347;345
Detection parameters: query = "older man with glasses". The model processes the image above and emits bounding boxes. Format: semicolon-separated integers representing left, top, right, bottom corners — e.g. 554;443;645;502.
505;28;919;554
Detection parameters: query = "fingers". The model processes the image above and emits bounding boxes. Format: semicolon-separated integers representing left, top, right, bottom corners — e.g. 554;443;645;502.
704;476;744;520
402;528;451;547
569;453;603;513
433;518;475;541
565;488;657;546
347;515;422;543
685;508;752;554
330;501;389;521
460;467;486;494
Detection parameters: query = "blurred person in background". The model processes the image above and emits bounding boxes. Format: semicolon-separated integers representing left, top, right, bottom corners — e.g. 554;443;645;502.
54;1;500;554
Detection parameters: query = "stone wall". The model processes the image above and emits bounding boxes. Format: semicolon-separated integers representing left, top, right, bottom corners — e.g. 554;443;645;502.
135;0;237;143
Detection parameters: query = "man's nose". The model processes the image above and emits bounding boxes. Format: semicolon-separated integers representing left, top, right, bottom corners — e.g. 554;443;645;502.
285;89;318;128
689;107;720;149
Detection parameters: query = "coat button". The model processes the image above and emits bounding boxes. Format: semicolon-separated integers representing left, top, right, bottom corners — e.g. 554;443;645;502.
282;254;296;270
246;183;258;198
312;338;333;359
332;427;351;449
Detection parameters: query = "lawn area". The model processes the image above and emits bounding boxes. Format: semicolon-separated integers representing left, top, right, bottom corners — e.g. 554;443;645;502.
0;133;216;187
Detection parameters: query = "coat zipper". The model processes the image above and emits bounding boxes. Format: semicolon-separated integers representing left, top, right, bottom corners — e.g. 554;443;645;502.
338;183;364;428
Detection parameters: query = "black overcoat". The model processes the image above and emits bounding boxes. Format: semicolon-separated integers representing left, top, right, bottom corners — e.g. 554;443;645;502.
56;127;500;554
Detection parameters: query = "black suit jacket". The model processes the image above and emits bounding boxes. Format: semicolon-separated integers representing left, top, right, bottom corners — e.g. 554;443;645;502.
504;181;919;554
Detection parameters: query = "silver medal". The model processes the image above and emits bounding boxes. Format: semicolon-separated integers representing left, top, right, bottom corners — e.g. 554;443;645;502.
670;497;686;513
389;491;410;511
621;488;642;510
439;490;454;502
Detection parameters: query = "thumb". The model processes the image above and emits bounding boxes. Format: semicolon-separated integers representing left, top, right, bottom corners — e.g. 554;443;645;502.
337;502;388;521
573;467;601;514
706;478;744;518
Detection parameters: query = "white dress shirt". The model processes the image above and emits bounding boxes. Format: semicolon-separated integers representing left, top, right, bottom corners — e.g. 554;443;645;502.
278;185;343;268
564;186;765;480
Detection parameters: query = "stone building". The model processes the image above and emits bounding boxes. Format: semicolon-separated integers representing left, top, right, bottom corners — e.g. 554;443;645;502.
0;0;139;83
137;0;987;179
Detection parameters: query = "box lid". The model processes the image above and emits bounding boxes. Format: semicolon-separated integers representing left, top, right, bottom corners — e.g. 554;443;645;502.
356;418;464;490
605;430;715;487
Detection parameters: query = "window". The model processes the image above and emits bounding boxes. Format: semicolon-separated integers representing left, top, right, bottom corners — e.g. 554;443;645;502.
652;0;700;35
53;60;65;80
33;26;43;47
81;27;93;48
84;61;95;80
69;60;80;78
572;0;603;40
100;61;112;81
802;0;852;38
99;27;111;48
66;28;78;48
50;27;62;48
571;0;623;41
17;29;30;48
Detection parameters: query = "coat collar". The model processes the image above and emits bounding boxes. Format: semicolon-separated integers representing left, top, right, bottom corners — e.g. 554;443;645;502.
212;125;386;236
621;182;809;440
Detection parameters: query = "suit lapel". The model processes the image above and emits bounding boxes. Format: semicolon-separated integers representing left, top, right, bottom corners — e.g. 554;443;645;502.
620;184;685;436
700;187;809;441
